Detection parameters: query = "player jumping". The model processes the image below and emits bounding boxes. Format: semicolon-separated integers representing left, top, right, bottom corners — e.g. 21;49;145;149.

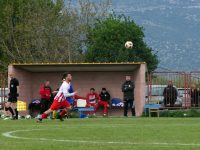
37;72;77;122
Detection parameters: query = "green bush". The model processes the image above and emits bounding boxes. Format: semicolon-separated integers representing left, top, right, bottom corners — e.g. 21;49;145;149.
159;109;200;117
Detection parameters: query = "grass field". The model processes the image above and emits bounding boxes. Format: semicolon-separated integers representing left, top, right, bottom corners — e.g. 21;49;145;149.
0;117;200;150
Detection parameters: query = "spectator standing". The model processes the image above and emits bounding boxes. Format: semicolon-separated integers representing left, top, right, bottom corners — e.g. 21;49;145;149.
163;81;177;107
190;84;199;107
122;75;135;117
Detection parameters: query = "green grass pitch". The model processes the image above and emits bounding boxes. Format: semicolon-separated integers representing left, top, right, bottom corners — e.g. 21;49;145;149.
0;117;200;150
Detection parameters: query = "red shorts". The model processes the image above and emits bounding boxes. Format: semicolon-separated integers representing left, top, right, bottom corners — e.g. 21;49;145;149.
50;100;70;110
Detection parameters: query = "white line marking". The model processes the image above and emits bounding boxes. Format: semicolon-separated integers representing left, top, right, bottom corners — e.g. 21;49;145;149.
2;129;200;147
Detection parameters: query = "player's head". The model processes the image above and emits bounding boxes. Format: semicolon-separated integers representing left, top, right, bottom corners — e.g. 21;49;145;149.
90;88;95;94
168;80;173;86
9;73;14;79
102;88;106;93
125;75;131;81
44;80;50;87
191;84;196;89
62;72;72;82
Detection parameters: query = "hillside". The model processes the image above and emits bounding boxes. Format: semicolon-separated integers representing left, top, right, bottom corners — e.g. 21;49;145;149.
112;0;200;71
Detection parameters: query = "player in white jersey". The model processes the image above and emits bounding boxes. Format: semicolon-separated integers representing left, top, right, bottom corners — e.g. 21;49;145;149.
37;72;77;122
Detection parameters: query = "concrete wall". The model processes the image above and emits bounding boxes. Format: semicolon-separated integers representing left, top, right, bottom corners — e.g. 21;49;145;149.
31;71;134;100
134;64;146;116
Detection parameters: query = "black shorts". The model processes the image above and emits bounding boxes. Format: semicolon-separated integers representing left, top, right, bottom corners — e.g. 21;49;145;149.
8;95;18;103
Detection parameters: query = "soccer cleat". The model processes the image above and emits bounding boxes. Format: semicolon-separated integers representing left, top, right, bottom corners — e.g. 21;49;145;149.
37;118;42;123
11;116;17;120
58;115;64;121
59;117;64;121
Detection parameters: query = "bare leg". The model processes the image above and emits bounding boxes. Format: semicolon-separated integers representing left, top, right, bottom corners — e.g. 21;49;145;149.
6;102;15;117
11;103;18;119
59;107;71;121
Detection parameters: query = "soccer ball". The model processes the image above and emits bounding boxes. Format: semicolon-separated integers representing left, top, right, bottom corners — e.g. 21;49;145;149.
125;41;133;49
25;115;31;119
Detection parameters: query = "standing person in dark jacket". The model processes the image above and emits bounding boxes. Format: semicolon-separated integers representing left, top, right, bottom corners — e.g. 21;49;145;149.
190;84;199;107
5;74;19;120
39;80;52;114
99;88;110;116
122;75;135;117
163;81;177;107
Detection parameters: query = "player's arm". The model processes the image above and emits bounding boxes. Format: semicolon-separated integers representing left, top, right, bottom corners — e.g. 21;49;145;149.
86;94;90;103
175;88;178;99
126;82;134;91
62;83;77;98
16;79;19;96
163;88;166;97
96;93;101;102
107;92;111;100
17;86;19;94
121;83;125;92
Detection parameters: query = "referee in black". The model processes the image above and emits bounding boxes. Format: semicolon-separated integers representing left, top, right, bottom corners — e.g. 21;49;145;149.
5;74;19;120
122;75;135;117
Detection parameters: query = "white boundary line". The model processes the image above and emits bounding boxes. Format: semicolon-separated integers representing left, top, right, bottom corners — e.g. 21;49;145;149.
2;129;200;147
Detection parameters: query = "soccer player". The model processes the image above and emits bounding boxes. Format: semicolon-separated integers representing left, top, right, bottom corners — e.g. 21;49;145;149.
37;72;77;122
86;88;100;116
99;88;110;116
39;80;52;114
5;74;19;120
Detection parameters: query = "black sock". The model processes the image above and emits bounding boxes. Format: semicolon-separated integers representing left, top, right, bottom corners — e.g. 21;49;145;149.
15;108;18;119
8;107;14;116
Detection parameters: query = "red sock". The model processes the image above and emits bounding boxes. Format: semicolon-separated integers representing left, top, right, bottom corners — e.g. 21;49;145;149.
41;113;48;119
60;110;67;117
104;105;108;114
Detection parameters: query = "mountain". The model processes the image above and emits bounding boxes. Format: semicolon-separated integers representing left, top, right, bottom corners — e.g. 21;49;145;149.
111;0;200;71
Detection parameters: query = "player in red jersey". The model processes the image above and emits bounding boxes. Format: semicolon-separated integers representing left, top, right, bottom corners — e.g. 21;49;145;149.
86;88;100;116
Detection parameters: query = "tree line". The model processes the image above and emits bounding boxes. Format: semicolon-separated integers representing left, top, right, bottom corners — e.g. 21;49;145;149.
0;0;158;72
